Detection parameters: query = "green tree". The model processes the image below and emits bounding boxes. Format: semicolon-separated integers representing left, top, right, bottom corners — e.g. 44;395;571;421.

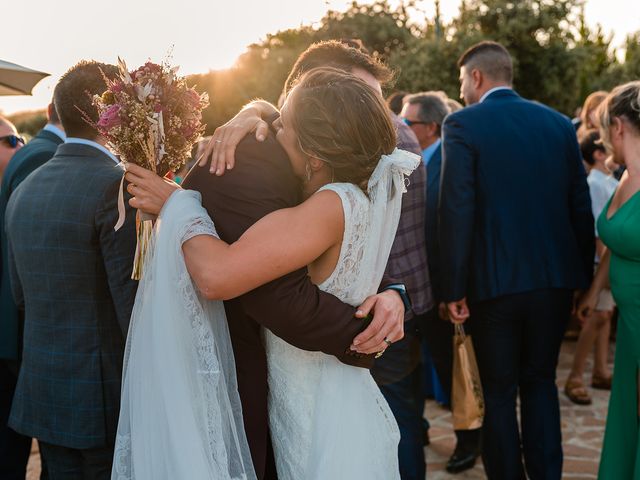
189;0;630;131
7;110;47;138
620;32;640;81
315;1;418;59
572;5;616;106
189;26;316;134
451;0;584;113
189;1;423;133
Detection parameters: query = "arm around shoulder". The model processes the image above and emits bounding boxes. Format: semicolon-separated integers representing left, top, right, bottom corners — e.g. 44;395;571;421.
185;141;369;365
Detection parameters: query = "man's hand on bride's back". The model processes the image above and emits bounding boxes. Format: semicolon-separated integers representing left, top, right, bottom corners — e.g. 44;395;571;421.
125;163;181;216
350;290;405;355
197;101;278;176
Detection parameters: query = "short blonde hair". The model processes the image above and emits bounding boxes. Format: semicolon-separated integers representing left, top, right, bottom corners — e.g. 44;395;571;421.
598;81;640;153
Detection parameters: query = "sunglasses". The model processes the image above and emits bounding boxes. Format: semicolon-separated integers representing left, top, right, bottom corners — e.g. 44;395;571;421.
0;135;25;148
402;118;429;127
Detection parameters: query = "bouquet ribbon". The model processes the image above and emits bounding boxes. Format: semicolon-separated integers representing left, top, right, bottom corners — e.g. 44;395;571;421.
113;164;152;280
114;168;127;232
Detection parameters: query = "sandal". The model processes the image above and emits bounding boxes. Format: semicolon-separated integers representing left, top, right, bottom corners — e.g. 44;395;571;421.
592;375;612;390
564;380;592;405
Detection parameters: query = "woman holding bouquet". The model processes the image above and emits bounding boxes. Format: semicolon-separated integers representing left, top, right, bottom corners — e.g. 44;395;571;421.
116;66;418;480
577;81;640;479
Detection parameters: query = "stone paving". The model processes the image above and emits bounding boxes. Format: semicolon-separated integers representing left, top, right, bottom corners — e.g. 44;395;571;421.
26;340;610;479
425;339;610;479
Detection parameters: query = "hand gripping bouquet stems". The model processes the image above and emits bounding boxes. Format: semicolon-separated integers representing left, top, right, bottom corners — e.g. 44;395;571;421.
91;58;209;279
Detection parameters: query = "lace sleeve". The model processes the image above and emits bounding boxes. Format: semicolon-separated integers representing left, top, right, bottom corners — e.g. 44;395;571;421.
179;216;219;244
168;190;220;245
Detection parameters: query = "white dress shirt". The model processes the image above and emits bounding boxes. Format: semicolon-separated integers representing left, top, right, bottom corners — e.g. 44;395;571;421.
479;86;513;103
587;168;618;237
42;124;66;142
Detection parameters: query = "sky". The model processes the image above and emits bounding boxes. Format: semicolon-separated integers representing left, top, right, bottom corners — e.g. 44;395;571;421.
1;0;638;115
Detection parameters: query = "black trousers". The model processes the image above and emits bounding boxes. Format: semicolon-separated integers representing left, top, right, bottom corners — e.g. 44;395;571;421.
39;442;114;480
0;359;32;480
421;309;481;452
470;288;572;480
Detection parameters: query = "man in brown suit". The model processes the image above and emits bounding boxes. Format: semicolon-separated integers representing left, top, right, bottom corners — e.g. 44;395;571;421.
182;133;406;479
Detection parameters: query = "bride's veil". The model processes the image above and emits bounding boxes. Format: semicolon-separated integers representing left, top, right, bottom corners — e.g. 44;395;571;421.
112;190;255;480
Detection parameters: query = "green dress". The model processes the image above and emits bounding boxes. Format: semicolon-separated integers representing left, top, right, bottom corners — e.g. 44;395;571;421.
598;190;640;479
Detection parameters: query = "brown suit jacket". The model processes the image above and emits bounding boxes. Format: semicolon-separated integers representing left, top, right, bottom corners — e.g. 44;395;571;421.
182;135;378;479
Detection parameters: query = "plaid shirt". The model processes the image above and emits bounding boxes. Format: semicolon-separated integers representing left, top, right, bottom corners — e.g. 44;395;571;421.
384;114;433;317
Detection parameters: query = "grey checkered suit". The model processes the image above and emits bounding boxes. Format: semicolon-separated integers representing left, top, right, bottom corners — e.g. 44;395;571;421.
4;142;137;450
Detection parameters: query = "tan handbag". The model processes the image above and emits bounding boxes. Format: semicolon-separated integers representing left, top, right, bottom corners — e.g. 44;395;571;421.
451;324;485;430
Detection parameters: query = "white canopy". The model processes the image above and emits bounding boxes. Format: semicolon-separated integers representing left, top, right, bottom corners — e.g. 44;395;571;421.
0;60;49;96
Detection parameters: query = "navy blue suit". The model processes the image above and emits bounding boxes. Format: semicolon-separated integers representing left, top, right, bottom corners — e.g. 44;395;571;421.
440;89;593;303
425;145;442;301
439;89;594;479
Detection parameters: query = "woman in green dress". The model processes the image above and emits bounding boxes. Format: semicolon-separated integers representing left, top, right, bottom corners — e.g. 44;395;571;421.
578;81;640;479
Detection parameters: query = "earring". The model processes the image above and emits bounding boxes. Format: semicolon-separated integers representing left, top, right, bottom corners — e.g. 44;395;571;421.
305;162;313;182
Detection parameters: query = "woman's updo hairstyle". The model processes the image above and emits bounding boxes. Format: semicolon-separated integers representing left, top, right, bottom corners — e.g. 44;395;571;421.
286;66;397;192
598;81;640;152
577;90;608;140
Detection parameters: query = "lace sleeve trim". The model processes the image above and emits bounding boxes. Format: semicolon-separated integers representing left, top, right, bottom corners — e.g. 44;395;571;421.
179;216;219;245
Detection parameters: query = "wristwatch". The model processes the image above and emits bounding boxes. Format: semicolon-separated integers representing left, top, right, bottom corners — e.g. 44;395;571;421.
382;283;412;315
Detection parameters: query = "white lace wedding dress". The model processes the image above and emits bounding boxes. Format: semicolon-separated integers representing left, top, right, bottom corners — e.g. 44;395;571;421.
266;149;420;479
112;148;419;480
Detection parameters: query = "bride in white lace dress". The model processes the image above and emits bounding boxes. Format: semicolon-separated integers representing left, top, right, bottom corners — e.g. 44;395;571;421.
116;67;419;479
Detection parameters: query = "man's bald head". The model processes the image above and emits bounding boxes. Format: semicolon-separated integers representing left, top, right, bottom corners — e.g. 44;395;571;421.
0;116;17;131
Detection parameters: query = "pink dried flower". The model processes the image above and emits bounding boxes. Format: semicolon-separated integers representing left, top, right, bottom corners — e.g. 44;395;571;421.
97;104;122;130
186;89;202;108
182;123;197;138
89;58;208;176
111;81;124;93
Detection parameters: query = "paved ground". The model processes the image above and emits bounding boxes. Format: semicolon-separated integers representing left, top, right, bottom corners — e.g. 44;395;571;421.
26;340;610;479
426;339;610;479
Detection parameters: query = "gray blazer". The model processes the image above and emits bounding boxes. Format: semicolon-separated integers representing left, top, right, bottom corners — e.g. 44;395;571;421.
5;142;138;449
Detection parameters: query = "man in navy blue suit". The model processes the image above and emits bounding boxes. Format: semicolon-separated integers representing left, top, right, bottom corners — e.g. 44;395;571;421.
439;41;594;479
